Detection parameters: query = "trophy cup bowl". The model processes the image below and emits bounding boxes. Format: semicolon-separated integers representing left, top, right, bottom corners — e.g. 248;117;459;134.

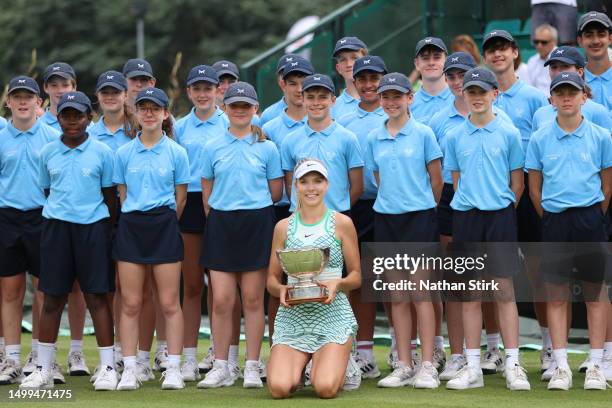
276;247;330;305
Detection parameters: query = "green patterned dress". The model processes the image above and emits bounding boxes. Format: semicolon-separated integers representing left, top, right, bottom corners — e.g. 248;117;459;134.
272;209;358;353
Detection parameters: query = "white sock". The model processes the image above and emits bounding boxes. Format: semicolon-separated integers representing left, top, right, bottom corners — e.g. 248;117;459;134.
486;333;500;351
70;339;83;354
589;348;604;366
434;336;445;350
99;346;114;368
167;354;180;368
504;348;519;368
553;348;570;370
603;342;612;357
5;344;20;364
156;340;167;353
31;339;39;355
184;347;197;362
356;341;374;361
215;359;228;368
137;350;150;365
245;359;258;369
123;356;137;370
389;327;396;351
541;327;552;350
0;337;5;349
229;345;239;365
451;353;463;361
466;349;480;370
411;339;419;360
38;342;56;372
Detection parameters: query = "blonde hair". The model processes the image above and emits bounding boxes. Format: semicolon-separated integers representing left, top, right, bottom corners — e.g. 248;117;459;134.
451;34;482;65
293;157;327;212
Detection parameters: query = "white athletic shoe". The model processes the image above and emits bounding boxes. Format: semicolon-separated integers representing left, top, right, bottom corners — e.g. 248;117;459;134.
154;349;169;372
377;362;415;388
180;359;201;382
547;367;572;390
0;360;24;385
304;360;312;386
90;365;101;383
413;361;440;389
22;351;37;376
67;350;90;376
0;349;5;367
198;347;214;373
243;362;263;388
115;359;124;373
505;364;531;391
481;349;503;374
258;360;267;381
135;361;155;382
433;347;447;372
161;366;185;390
541;359;558;381
354;353;381;379
343;353;362;391
440;355;466;381
446;366;484;390
578;356;591;373
198;361;234;388
583;363;609;390
387;349;398;369
19;367;53;389
93;366;119;391
603;354;612;381
229;362;242;381
52;362;65;384
540;349;553;372
116;367;141;391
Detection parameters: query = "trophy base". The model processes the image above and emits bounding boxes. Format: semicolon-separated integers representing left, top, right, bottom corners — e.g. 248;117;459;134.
286;285;329;305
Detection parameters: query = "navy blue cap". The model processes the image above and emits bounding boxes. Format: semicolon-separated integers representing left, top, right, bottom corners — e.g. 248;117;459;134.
544;46;586;68
276;54;301;73
333;36;367;57
213;60;239;79
96;70;127;93
377;72;412;94
353;56;388;77
135;87;169;108
415;37;448;56
578;11;611;33
8;76;40;95
186;65;219;86
482;29;515;49
57;91;92;113
122;58;154;79
223;82;258;105
302;74;335;94
462;67;499;91
550;72;585;92
282;57;315;78
43;62;76;82
444;52;477;73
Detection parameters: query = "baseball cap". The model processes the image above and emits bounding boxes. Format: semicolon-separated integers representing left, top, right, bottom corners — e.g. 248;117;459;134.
276;54;301;74
96;70;127;93
186;65;219;86
333;36;367;57
544;46;586;68
8;76;40;95
482;29;515;50
213;60;239;79
377;72;412;94
135;87;169;107
294;159;328;180
550;72;585;92
578;11;612;33
443;52;477;73
43;62;76;82
415;37;448;56
122;58;154;79
353;56;387;77
57;91;92;113
462;67;499;91
223;82;258;105
301;74;335;94
282;57;315;78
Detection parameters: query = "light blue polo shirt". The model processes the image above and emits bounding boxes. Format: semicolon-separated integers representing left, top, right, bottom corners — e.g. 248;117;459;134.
39;110;61;132
429;102;514;184
493;79;548;152
39;136;114;224
175;107;228;192
113;135;190;213
338;106;387;200
410;87;453;123
262;110;307;207
331;89;360;119
532;99;611;132
366;118;442;214
281;121;364;212
445;115;525;211
526;119;612;213
584;68;611;112
260;97;287;126
0;117;7;130
201;131;283;211
0;121;59;210
87;117;133;152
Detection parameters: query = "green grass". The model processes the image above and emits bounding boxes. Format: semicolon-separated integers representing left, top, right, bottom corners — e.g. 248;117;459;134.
2;334;610;408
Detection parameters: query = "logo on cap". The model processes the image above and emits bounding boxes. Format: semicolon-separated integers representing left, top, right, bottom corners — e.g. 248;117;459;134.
146;90;154;94
451;57;459;62
67;95;75;100
589;12;597;16
425;38;432;43
138;64;144;68
18;79;26;83
490;31;497;36
472;73;480;78
291;62;298;67
555;49;564;54
198;69;206;74
106;75;114;79
561;73;569;78
53;66;60;71
285;57;293;62
339;39;347;44
222;63;229;68
236;88;245;94
313;76;321;81
388;78;396;82
363;59;371;64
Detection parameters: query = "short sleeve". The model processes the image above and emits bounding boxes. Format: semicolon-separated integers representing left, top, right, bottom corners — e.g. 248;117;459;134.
112;151;126;185
281;134;296;172
591;105;612;131
423;127;443;163
100;147;115;187
600;130;612;169
38;149;50;189
174;145;191;185
345;131;364;169
200;143;214;180
507;128;525;171
444;133;459;171
525;136;542;171
365;132;378;172
265;142;283;179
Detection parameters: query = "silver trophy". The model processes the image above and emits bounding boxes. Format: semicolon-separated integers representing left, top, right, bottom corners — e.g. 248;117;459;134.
276;247;330;305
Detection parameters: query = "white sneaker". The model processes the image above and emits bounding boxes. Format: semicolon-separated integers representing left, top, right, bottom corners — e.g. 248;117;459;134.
243;362;263;388
446;366;484;390
541;359;558;382
505;364;531;391
154;349;169;372
93;366;119;391
304;360;312;386
52;362;66;384
578;356;590;373
343;353;361;391
584;363;610;390
67;350;90;376
440;355;466;381
540;349;553;372
90;365;101;383
413;361;440;389
354;353;381;379
161;366;185;390
481;349;503;374
117;367;141;391
0;360;24;385
387;349;398;369
377;362;415;388
0;349;5;367
198;347;214;373
136;361;155;382
22;351;37;376
603;354;612;381
229;362;242;381
433;347;447;372
115;359;124;373
19;367;53;389
547;367;572;390
180;359;201;382
258;360;267;381
197;361;234;388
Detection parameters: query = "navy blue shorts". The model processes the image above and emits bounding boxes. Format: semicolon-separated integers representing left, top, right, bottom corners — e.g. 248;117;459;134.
39;218;114;295
274;205;291;223
517;173;542;242
179;192;206;233
374;209;438;243
114;206;184;264
0;207;42;278
351;199;375;244
437;183;454;237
